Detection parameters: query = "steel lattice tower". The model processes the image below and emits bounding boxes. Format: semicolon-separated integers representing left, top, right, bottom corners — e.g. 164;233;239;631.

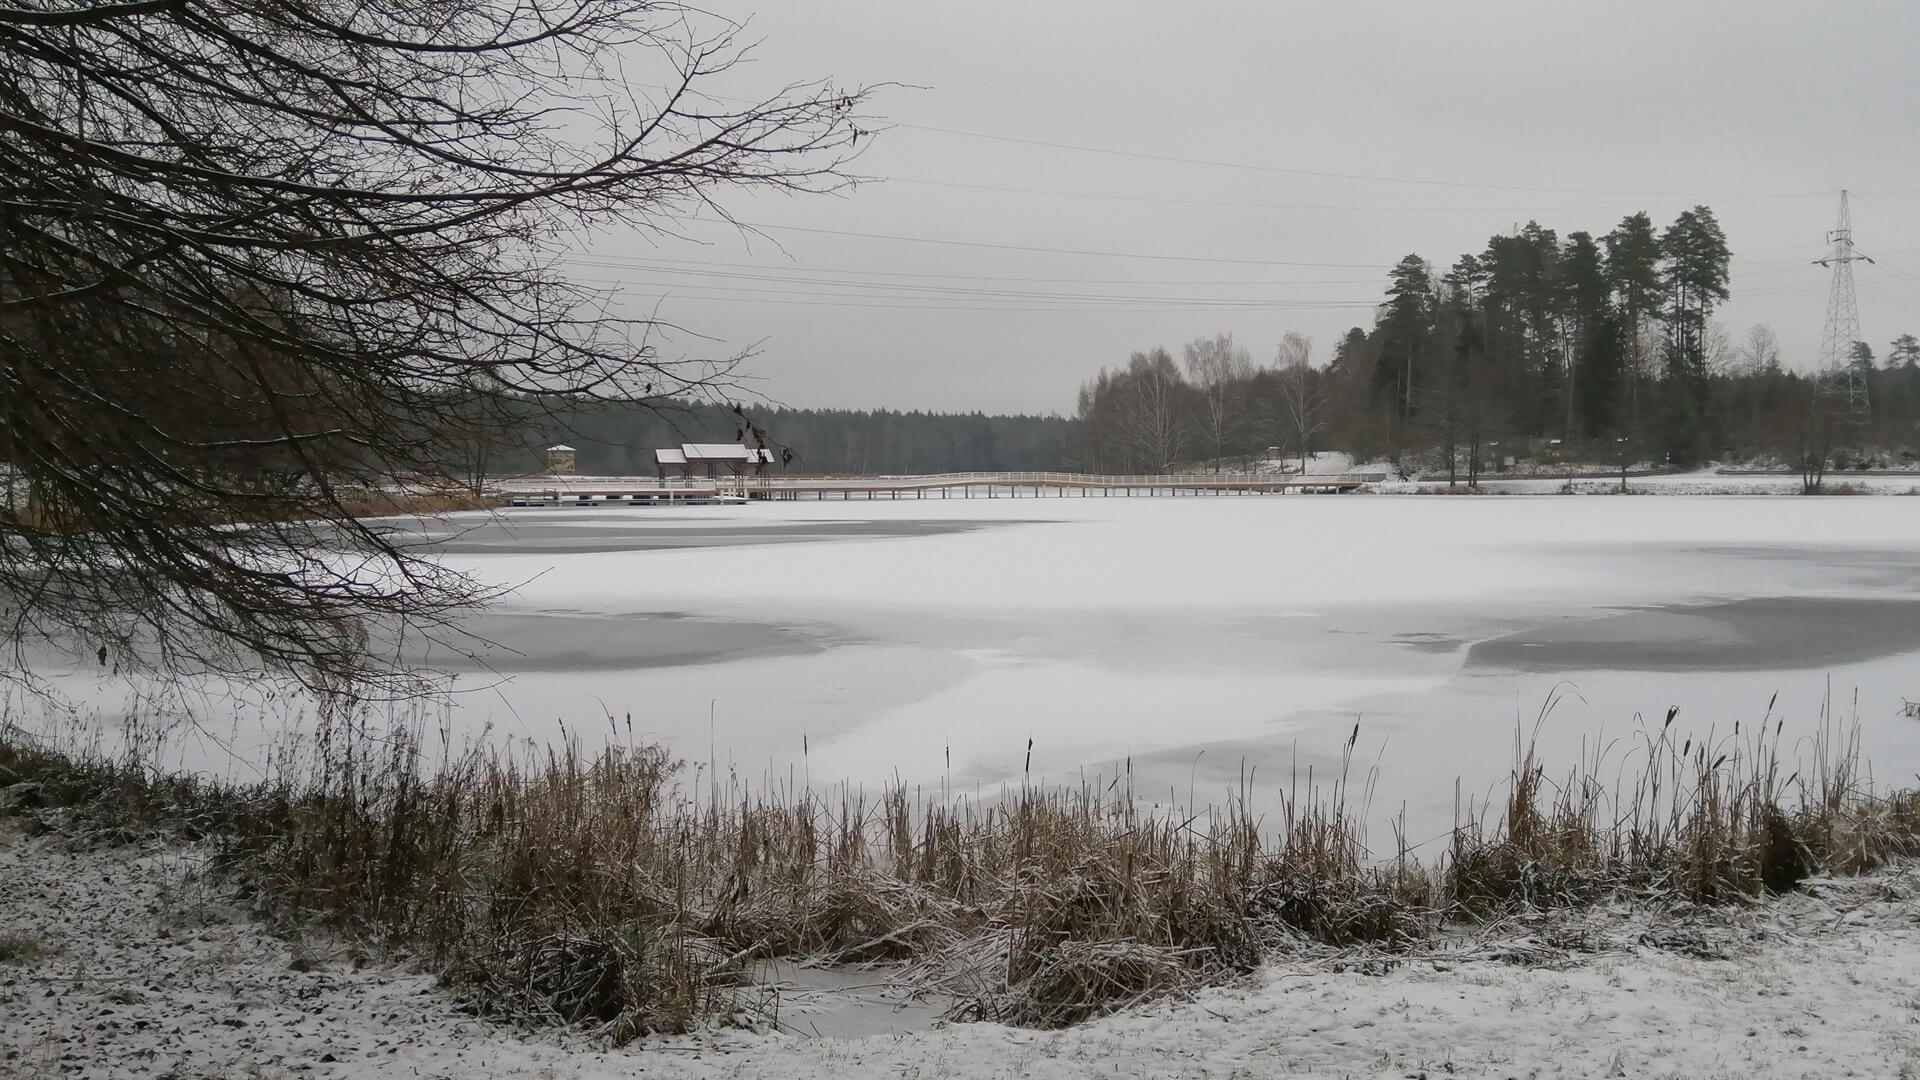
1814;190;1873;415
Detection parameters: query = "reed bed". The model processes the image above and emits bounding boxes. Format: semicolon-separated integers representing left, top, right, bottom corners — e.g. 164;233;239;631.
4;694;1919;1039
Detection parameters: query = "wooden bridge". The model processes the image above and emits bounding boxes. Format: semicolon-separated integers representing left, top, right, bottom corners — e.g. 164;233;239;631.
499;471;1384;507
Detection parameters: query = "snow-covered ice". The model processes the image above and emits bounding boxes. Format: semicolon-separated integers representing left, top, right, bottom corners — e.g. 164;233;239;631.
440;496;1920;837
18;494;1920;846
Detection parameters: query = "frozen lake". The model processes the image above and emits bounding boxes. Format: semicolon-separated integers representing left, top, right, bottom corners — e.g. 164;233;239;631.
23;494;1920;850
405;495;1920;846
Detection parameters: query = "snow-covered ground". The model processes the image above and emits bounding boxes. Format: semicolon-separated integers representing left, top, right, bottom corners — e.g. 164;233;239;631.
16;495;1920;848
6;821;1920;1079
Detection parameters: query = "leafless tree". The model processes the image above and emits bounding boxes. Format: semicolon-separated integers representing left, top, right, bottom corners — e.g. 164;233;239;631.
1271;333;1325;474
1182;333;1252;471
1702;321;1739;377
0;0;873;690
1738;324;1784;376
1123;349;1189;473
1273;331;1312;373
1800;407;1833;494
1072;377;1114;472
1075;348;1193;473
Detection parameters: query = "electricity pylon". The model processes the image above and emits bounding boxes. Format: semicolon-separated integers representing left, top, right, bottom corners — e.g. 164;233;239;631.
1814;190;1873;416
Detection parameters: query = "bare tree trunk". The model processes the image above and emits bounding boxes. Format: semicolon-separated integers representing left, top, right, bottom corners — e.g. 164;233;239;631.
1801;410;1830;494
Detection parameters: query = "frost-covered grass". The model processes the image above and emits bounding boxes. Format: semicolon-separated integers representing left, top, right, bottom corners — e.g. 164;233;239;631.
7;695;1920;1048
0;930;46;966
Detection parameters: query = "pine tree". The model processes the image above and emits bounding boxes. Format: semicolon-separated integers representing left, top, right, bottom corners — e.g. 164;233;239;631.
1578;309;1626;441
1605;213;1663;442
1890;335;1920;370
1477;225;1563;435
1890;334;1920;370
1372;255;1435;442
1559;231;1612;440
1658;206;1732;464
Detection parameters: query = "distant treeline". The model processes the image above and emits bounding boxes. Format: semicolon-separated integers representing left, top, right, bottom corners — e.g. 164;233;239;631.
1075;205;1920;477
486;400;1077;476
452;205;1920;484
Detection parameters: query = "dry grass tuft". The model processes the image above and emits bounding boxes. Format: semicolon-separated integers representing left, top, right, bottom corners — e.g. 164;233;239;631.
0;931;48;966
1445;699;1920;917
949;934;1199;1028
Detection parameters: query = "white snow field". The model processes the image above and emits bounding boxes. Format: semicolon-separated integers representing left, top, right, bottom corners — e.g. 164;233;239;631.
447;495;1920;838
6;823;1920;1079
17;493;1920;848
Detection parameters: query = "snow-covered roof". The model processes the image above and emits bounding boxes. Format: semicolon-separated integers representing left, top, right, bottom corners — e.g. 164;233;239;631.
681;443;754;463
654;448;688;466
752;448;778;464
545;444;576;452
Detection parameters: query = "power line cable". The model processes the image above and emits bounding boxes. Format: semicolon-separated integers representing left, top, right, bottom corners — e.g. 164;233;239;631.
707;221;1398;270
880;177;1662;215
891;121;1839;201
560;252;1382;288
569;283;1382;314
568;276;1382;307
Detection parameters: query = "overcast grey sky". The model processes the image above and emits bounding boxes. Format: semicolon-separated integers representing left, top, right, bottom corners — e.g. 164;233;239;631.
584;0;1920;415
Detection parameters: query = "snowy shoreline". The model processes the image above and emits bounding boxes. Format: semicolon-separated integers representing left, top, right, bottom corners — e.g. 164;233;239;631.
5;821;1918;1079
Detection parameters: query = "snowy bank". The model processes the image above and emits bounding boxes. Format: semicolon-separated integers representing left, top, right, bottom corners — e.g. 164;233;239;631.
4;823;1918;1079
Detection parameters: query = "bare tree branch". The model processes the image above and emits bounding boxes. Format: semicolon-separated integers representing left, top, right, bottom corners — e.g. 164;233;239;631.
0;0;875;691
0;1;184;29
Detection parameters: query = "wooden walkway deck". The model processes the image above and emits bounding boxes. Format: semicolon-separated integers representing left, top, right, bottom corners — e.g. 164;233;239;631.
500;471;1384;507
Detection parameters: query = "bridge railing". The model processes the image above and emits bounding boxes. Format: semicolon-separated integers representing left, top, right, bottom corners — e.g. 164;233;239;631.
498;470;1387;497
740;471;1384;489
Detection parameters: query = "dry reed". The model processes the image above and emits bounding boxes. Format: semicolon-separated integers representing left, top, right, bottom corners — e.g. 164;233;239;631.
5;692;1920;1039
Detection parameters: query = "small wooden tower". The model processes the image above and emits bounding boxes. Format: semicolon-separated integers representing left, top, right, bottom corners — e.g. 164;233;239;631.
545;444;577;475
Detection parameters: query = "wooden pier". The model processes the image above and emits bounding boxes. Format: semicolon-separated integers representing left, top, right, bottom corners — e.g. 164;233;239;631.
499;471;1383;507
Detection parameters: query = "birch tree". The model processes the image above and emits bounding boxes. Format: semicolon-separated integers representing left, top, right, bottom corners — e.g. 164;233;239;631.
1272;332;1325;474
1182;333;1252;471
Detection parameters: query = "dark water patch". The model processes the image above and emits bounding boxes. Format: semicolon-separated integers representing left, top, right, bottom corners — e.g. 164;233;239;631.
416;517;1054;556
399;610;841;673
1390;632;1466;654
1469;597;1920;673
